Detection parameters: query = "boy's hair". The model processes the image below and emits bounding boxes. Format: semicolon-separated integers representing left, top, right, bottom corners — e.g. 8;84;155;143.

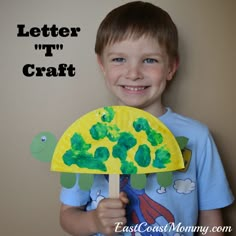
95;1;179;63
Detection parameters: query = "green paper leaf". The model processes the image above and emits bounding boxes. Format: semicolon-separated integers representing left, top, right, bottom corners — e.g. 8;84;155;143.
156;172;173;187
175;136;189;150
78;174;94;191
130;174;147;189
60;173;76;189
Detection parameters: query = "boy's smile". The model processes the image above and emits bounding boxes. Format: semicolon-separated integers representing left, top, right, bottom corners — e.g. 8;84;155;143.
98;36;177;116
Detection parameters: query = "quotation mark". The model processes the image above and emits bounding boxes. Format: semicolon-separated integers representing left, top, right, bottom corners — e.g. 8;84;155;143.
34;44;64;56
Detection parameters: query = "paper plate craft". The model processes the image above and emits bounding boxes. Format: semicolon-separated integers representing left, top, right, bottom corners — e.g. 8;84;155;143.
50;106;186;197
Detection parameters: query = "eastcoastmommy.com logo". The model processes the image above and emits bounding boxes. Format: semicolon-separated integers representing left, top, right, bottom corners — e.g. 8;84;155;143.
114;222;232;235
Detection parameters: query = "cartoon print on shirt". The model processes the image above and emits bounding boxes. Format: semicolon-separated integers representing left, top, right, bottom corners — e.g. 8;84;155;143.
157;186;166;194
173;147;195;195
120;146;193;235
174;179;195;194
155;147;193;195
121;176;175;236
90;190;105;209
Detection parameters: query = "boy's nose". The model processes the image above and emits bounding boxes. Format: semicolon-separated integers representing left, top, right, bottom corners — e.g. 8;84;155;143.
126;64;143;80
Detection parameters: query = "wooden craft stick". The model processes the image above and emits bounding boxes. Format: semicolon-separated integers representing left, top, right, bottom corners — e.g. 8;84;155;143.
109;174;120;198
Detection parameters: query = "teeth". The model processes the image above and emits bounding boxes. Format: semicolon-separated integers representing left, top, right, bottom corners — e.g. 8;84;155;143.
124;86;146;91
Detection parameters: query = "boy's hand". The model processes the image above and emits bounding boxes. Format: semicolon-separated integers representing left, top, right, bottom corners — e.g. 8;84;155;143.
94;192;129;235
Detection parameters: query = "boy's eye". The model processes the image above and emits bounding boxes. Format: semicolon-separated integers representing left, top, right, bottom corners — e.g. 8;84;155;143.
112;58;126;63
143;58;158;64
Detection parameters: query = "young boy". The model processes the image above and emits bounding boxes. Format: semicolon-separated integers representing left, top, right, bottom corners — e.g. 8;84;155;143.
59;1;234;235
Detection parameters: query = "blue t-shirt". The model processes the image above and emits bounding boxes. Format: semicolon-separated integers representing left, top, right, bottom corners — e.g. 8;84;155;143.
60;108;234;236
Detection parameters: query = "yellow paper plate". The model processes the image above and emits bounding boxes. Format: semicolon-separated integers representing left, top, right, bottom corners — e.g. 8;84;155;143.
51;106;184;174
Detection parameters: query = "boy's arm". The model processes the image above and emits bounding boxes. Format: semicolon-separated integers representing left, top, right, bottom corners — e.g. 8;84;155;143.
198;209;224;235
60;192;128;236
60;204;98;236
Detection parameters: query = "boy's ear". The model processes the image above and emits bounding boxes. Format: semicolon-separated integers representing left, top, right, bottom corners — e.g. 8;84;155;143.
167;59;179;81
97;55;105;74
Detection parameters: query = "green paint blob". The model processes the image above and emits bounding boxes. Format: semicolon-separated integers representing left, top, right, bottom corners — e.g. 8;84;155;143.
71;133;91;151
133;117;163;146
78;151;94;160
106;125;120;142
63;132;108;172
61;107;176;175
130;174;147;189
112;132;137;162
156;172;173;187
76;158;107;171
101;106;115;123
120;161;137;174
147;129;163;146
112;144;127;161
63;150;77;166
30;132;57;162
60;172;76;188
117;132;137;150
134;144;151;167
94;147;109;162
90;122;107;140
152;147;171;168
133;117;150;132
79;174;94;191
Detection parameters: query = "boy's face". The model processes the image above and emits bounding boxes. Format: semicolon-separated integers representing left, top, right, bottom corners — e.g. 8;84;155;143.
97;36;177;115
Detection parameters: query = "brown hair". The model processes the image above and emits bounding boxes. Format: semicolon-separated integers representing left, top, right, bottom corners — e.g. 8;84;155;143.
95;1;179;63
